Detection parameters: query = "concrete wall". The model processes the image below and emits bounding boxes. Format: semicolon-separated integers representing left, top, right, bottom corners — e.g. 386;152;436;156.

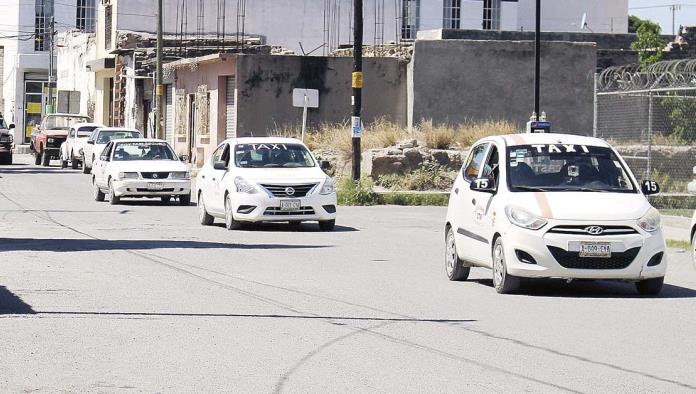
410;39;597;135
235;55;407;137
56;32;97;118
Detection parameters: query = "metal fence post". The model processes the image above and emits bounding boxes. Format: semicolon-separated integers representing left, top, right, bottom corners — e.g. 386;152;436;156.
593;73;598;138
647;91;653;179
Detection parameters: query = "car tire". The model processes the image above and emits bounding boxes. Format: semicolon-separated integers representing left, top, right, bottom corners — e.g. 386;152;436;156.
224;194;243;230
318;220;336;232
60;151;68;169
161;196;171;203
636;277;664;296
692;230;696;270
4;154;12;165
34;151;41;165
93;180;105;202
198;195;214;226
71;153;78;170
83;162;91;174
108;179;120;205
446;226;470;281
41;150;51;167
179;193;191;206
492;237;520;294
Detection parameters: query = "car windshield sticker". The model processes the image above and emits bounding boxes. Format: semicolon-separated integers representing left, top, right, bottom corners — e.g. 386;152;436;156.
567;165;580;177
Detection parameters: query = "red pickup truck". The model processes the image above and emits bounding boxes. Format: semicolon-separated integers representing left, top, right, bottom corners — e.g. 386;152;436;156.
31;113;91;166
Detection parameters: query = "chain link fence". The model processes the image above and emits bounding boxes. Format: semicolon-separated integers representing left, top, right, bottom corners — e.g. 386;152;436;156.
595;61;696;196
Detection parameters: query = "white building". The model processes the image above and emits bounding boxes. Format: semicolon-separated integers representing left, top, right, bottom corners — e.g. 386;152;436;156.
1;0;97;144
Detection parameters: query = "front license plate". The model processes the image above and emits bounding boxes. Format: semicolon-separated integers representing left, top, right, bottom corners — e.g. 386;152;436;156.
580;242;612;258
280;199;301;211
148;182;164;191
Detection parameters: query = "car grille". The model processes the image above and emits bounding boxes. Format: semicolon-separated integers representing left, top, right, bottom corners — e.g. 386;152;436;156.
264;206;316;216
547;246;641;270
141;172;170;179
47;137;66;148
260;183;317;198
547;225;638;236
136;188;175;192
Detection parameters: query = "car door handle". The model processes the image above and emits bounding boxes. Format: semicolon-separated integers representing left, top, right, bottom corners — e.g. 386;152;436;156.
471;198;476;205
454;188;459;195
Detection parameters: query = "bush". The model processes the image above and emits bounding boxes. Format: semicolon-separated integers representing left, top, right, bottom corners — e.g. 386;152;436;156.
650;169;688;194
380;192;450;206
456;119;517;147
337;177;380;206
377;164;454;191
419;120;456;149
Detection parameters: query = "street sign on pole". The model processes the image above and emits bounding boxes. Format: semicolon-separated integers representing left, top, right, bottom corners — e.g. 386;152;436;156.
292;89;319;142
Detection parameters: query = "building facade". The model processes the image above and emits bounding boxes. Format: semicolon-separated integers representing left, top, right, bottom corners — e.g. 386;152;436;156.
1;0;97;144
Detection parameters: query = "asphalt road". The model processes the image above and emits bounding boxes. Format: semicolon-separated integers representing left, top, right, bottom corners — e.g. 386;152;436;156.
1;155;696;393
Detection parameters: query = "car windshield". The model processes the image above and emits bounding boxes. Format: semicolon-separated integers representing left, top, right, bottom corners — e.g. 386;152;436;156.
506;144;636;193
97;130;142;144
234;143;315;168
77;126;98;137
113;142;177;161
45;115;90;130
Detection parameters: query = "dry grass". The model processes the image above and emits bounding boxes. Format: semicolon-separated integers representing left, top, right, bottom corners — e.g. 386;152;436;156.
418;120;456;149
454;119;517;147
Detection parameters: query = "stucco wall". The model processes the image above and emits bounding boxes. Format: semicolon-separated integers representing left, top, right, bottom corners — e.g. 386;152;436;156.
56;32;97;118
410;39;597;135
235;55;407;137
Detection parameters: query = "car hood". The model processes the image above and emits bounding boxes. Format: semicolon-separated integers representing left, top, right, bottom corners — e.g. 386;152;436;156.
44;130;69;137
111;161;188;172
237;167;327;183
509;192;651;221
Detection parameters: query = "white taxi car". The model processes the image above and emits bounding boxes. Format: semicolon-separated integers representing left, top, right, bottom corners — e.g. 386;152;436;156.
59;123;104;169
445;133;666;295
196;138;337;231
691;212;696;269
91;139;191;205
83;127;142;174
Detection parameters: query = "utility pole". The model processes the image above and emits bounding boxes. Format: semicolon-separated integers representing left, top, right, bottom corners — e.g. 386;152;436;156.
534;0;541;117
47;16;55;114
670;4;681;36
155;0;164;139
351;0;363;181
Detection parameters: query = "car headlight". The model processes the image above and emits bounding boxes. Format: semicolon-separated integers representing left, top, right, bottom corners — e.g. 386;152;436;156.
170;171;190;179
117;172;139;180
48;138;55;143
234;176;257;194
320;177;336;195
638;207;661;232
505;205;548;230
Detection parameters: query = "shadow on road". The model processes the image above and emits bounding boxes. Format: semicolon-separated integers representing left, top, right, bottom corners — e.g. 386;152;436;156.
471;278;696;299
0;238;330;252
0;167;79;175
0;286;35;314
213;222;359;233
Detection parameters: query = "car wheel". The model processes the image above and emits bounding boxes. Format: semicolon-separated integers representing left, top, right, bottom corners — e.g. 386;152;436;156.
93;180;105;202
161;196;171;203
71;153;78;170
198;194;214;226
446;226;470;281
224;194;242;230
179;193;191;206
83;161;91;174
4;154;12;165
318;220;336;232
41;150;51;167
692;231;696;270
34;151;41;165
636;277;664;296
108;179;120;205
60;151;68;168
492;237;520;294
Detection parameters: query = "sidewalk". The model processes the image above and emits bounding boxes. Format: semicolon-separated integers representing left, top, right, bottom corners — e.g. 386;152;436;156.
663;215;691;242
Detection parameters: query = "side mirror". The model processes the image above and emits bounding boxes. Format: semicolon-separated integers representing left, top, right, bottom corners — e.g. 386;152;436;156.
180;155;189;162
8;124;15;130
213;160;227;170
87;140;95;145
470;177;497;193
320;160;331;170
641;180;660;195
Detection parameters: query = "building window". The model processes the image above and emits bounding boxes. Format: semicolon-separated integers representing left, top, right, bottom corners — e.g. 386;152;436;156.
76;0;97;32
401;0;420;39
482;0;501;30
104;4;113;49
443;0;461;29
34;0;54;51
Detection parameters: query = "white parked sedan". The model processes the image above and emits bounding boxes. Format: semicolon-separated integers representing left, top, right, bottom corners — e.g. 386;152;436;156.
83;127;142;174
445;133;666;295
196;137;337;231
59;123;104;169
691;212;696;269
91;139;191;205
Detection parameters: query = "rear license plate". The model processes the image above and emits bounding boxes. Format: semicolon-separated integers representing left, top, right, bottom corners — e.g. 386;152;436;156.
148;183;164;191
580;242;611;258
280;199;301;211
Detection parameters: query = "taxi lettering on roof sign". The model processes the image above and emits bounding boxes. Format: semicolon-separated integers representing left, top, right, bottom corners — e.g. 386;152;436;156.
444;132;667;296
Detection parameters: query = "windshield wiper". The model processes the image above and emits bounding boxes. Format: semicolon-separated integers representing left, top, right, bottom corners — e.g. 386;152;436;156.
514;186;553;192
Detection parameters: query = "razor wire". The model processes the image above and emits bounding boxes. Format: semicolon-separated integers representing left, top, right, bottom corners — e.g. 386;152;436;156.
598;59;696;92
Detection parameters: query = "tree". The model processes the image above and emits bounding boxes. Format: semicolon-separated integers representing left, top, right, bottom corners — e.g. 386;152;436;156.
628;15;645;34
631;20;666;66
